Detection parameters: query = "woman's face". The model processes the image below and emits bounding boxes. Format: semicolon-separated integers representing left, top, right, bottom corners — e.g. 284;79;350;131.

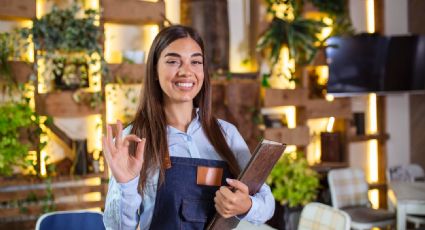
157;37;204;106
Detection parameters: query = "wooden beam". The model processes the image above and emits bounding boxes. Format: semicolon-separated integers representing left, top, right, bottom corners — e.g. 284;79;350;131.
108;63;145;84
35;91;103;117
0;0;36;20
101;0;165;25
263;126;310;146
263;89;308;107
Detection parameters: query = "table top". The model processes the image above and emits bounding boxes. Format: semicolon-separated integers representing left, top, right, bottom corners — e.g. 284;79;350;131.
389;181;425;202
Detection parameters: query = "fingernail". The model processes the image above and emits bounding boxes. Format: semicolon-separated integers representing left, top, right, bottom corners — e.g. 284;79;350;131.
136;138;142;142
226;178;232;184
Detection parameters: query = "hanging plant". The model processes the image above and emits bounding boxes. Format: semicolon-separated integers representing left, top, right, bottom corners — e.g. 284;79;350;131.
20;4;107;91
257;0;353;82
0;97;52;176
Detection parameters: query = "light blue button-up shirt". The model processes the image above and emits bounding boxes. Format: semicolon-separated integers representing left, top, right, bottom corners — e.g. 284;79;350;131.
103;110;275;230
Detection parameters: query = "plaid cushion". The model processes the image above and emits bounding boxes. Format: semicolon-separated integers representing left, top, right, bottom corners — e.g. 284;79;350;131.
328;168;369;209
298;202;350;230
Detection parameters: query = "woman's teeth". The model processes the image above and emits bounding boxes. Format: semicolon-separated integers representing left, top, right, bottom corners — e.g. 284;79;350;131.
176;82;194;87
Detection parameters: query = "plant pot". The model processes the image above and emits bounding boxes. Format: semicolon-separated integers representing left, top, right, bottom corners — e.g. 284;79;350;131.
267;202;304;230
51;52;90;90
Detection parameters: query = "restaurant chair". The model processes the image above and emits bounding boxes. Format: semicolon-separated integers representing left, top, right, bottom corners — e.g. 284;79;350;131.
328;168;395;230
298;202;351;230
387;164;425;228
35;210;105;230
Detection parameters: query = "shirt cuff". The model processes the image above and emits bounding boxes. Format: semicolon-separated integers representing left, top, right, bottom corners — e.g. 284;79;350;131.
237;195;258;221
119;176;140;195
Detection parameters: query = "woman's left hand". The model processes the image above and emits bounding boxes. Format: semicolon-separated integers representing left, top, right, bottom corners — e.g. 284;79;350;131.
214;178;252;218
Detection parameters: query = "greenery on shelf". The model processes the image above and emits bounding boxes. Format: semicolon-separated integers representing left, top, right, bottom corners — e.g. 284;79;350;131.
0;97;52;177
0;31;32;85
257;0;354;82
267;151;320;207
20;3;108;91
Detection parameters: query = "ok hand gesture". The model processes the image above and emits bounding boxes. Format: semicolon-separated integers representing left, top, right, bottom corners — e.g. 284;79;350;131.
102;120;145;183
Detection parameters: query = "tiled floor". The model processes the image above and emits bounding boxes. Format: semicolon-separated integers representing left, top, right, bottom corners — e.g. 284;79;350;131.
234;221;277;230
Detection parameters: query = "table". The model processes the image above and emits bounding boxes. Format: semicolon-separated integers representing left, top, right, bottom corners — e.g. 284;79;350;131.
388;182;425;230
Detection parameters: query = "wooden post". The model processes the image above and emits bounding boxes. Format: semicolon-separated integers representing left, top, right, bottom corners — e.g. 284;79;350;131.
181;0;229;73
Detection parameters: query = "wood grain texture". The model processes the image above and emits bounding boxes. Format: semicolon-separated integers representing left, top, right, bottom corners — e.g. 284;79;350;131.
35;91;103;117
409;94;425;170
408;0;425;34
101;0;165;25
263;88;308;107
0;0;36;20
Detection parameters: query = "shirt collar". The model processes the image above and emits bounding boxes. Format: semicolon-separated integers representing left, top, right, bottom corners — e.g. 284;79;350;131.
166;108;201;135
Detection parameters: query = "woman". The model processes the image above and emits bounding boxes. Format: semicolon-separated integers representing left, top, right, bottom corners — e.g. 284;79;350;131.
103;25;275;230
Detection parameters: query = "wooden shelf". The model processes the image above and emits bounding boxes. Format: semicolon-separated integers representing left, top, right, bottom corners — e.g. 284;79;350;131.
348;133;389;142
263;126;310;146
263;88;308;107
35;91;104;117
0;0;36;20
101;0;165;25
310;162;348;173
0;173;107;224
108;63;145;84
304;98;351;119
4;61;34;84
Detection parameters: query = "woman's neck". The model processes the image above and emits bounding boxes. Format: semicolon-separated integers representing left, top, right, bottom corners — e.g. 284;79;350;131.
164;102;195;133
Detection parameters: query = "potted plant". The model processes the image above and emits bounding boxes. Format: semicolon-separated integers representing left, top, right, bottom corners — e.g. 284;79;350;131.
256;0;353;85
20;3;107;91
266;151;320;230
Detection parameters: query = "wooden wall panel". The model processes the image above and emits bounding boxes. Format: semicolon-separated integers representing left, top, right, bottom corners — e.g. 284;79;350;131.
409;94;425;170
0;0;36;20
408;0;425;34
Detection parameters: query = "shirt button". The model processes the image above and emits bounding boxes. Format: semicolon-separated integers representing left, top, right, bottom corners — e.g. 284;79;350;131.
186;135;192;141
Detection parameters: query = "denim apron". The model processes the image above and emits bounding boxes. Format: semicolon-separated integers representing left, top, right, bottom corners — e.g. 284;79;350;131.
149;156;232;230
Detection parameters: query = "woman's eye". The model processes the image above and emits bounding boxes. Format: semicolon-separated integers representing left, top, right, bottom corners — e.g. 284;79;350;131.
192;60;203;65
166;60;180;65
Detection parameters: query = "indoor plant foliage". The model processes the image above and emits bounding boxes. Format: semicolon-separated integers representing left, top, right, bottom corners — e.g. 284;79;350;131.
267;151;320;207
257;0;353;82
20;4;106;90
0;97;50;176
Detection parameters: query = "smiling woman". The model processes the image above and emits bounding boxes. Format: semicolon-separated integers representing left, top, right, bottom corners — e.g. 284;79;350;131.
102;25;275;230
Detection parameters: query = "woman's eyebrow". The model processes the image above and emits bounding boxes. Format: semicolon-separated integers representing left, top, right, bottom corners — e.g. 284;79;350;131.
164;53;181;58
164;52;203;58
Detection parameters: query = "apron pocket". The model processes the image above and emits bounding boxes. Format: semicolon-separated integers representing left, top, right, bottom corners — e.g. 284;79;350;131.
181;198;215;229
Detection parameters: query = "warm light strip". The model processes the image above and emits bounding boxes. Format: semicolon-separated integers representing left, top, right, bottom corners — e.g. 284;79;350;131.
368;189;380;209
367;93;378;182
326;117;335;132
366;0;375;33
36;0;45;19
368;140;379;182
368;94;378;134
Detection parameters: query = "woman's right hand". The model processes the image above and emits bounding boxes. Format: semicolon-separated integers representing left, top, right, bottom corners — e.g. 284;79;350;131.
102;120;145;183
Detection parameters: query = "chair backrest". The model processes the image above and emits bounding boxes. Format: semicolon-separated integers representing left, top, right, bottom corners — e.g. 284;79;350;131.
328;168;369;209
35;210;105;230
298;202;351;230
387;164;425;182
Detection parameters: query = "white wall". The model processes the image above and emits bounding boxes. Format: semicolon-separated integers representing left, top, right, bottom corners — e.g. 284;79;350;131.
384;0;410;167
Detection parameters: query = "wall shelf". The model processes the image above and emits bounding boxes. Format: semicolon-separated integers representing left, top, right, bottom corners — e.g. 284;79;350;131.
108;63;145;84
263;126;310;146
348;133;389;142
35;91;104;117
263;88;308;107
0;0;36;20
101;0;165;25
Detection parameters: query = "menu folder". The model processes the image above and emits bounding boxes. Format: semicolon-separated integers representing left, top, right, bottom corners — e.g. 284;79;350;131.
206;139;287;230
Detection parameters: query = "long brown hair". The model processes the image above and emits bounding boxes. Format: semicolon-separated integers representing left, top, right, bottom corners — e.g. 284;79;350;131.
130;25;240;194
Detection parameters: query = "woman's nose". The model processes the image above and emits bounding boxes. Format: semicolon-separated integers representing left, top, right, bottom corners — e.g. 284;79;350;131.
178;64;193;77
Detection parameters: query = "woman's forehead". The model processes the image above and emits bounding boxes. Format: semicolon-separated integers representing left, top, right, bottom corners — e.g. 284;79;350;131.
160;37;203;57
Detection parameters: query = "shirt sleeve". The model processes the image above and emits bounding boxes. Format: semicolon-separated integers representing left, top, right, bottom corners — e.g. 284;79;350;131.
223;121;276;225
103;125;142;230
103;176;142;230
